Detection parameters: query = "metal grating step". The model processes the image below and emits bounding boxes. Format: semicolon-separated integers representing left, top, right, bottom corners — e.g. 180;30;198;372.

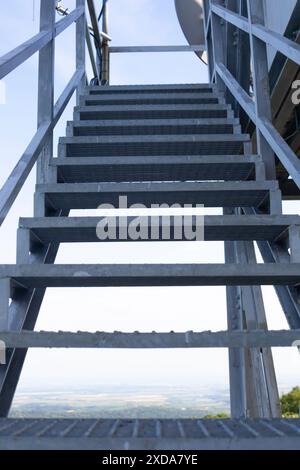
19;214;299;245
58;134;250;158
36;181;277;212
0;418;299;449
75;104;231;120
86;83;214;94
2;264;300;289
68;118;239;137
53;155;258;183
80;94;220;106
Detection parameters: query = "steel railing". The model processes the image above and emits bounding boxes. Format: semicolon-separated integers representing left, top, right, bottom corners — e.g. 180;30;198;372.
4;0;295;229
0;0;103;226
0;0;208;227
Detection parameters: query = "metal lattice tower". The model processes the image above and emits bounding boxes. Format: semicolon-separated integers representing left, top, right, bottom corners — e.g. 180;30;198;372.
0;0;300;449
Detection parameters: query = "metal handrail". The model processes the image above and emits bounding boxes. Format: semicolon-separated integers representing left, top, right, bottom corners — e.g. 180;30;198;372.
87;0;102;48
109;45;205;53
0;0;101;226
204;0;300;190
211;3;300;66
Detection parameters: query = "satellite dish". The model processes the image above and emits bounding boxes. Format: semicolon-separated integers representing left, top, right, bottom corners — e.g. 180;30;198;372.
174;0;207;63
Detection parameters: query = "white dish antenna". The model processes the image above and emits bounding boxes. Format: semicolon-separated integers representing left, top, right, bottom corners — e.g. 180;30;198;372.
175;0;207;63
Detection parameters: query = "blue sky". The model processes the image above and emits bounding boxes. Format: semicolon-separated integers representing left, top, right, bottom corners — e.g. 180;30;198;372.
0;1;299;403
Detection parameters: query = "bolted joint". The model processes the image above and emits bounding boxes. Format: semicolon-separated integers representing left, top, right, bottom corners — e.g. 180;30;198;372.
289;225;300;263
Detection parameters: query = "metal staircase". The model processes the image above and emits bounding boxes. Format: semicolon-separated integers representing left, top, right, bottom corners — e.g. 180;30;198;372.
1;0;300;450
0;82;300;449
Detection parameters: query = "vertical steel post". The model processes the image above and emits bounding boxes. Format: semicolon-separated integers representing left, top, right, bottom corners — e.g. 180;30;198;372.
76;0;86;101
207;0;247;418
101;1;110;84
289;225;300;263
0;280;10;331
36;0;56;189
225;0;251;125
247;0;276;180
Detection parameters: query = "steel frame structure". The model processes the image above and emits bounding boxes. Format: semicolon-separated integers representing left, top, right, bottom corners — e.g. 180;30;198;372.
202;0;300;417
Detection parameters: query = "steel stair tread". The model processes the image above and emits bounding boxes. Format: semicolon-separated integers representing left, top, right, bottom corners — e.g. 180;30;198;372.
19;215;299;244
75;104;231;120
68;118;239;136
86;83;214;93
36;181;277;210
75;104;230;111
59;134;250;143
68;117;239;127
52;154;259;164
0;418;299;449
52;155;258;182
1;330;300;349
59;134;250;158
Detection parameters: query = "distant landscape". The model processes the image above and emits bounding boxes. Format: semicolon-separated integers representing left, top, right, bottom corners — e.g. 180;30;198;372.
10;385;231;419
10;383;297;419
